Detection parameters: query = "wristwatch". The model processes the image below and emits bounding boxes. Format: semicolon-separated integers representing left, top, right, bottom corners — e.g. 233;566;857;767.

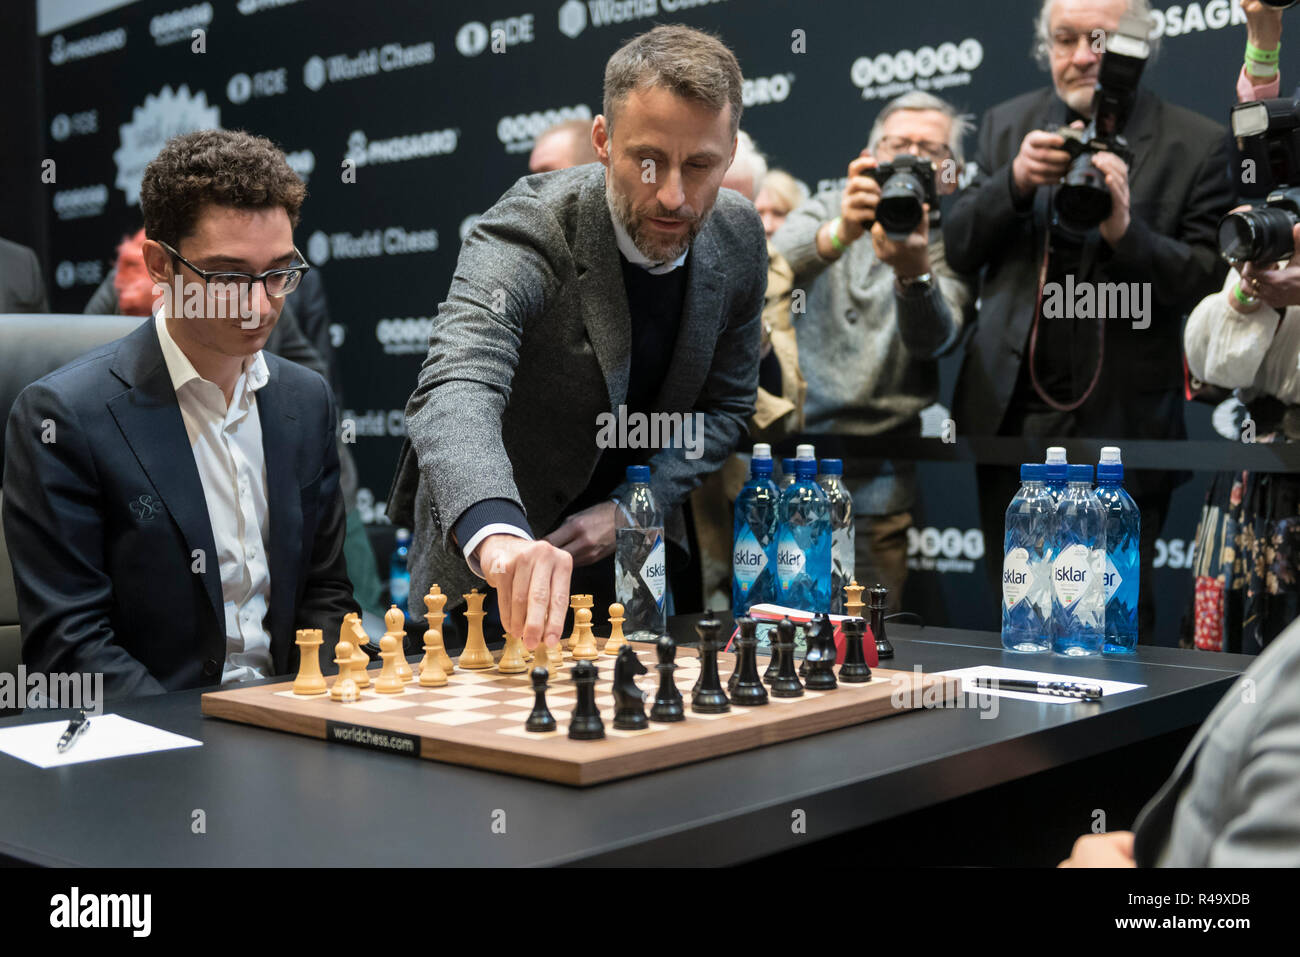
895;271;934;294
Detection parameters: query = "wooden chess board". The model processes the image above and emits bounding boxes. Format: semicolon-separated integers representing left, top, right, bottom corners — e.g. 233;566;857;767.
201;643;957;786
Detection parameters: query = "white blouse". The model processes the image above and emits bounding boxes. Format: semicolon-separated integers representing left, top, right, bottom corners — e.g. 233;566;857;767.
1185;271;1300;406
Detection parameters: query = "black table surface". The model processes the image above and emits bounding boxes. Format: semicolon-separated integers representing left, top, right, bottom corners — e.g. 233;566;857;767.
0;619;1254;866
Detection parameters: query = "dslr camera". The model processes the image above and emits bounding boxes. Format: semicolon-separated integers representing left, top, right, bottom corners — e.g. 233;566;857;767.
1052;14;1151;232
867;154;937;240
1218;98;1300;264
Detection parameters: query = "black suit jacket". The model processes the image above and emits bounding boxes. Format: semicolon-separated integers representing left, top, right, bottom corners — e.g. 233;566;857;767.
944;87;1234;451
2;319;358;698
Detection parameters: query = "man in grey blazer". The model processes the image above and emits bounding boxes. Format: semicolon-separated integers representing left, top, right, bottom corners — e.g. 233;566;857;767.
0;237;49;313
1060;617;1300;866
388;25;766;650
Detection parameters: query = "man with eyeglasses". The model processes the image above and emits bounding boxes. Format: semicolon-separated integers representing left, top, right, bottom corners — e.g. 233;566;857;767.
2;129;359;698
770;91;975;612
943;0;1235;638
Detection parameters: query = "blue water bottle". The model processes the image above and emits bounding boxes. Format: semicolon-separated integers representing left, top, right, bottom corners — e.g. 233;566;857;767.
1050;464;1106;656
390;527;412;619
733;443;780;614
1095;446;1140;654
776;444;831;613
1002;464;1053;653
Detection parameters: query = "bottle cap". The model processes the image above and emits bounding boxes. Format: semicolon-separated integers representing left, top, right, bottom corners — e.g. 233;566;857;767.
819;458;843;476
795;443;816;461
793;457;818;480
782;457;797;474
1019;463;1046;482
626;465;651;483
1097;446;1124;482
752;443;772;459
395;527;411;544
1045;447;1068;464
1066;463;1094;483
752;456;773;477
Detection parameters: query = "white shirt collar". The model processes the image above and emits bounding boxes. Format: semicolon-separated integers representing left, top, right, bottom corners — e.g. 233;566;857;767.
608;201;689;276
155;309;270;396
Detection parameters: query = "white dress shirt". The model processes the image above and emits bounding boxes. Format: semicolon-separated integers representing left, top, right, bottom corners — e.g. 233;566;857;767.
155;312;274;683
457;202;688;576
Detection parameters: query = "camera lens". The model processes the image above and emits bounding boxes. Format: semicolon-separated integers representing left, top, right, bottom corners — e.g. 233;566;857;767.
1055;156;1112;228
1217;207;1299;263
876;171;925;240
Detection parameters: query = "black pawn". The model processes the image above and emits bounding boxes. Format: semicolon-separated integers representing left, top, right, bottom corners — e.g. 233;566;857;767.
524;666;557;732
762;620;782;684
567;660;605;739
650;635;685;723
869;584;895;660
728;617;757;695
692;615;730;713
839;617;873;683
730;618;769;707
770;615;804;698
803;614;838;691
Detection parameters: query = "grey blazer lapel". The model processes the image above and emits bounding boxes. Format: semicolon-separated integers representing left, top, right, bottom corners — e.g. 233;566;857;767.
655;227;724;411
573;173;631;412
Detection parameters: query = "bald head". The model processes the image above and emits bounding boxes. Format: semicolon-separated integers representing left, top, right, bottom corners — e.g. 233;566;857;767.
529;119;599;173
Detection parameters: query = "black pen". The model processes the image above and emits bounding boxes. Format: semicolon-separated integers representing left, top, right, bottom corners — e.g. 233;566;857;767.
971;678;1104;701
56;711;91;753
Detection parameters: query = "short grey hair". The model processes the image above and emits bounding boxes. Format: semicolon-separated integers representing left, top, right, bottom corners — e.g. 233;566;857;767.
603;24;744;137
1032;0;1161;69
867;91;974;168
727;130;768;200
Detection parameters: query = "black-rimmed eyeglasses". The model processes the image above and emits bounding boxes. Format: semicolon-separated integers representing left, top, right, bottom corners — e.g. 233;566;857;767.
157;240;310;297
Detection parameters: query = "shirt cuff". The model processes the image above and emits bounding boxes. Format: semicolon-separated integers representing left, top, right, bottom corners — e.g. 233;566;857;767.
453;498;532;578
1238;64;1280;103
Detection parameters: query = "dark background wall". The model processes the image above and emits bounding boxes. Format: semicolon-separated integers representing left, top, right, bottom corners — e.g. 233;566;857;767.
7;0;1277;644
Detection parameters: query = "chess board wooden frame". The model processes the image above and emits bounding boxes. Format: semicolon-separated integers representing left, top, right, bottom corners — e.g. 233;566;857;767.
201;644;958;786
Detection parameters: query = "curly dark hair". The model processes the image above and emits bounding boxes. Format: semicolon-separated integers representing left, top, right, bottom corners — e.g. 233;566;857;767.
140;129;306;248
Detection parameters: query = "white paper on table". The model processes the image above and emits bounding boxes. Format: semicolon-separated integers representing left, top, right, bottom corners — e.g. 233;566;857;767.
936;665;1146;704
0;714;202;768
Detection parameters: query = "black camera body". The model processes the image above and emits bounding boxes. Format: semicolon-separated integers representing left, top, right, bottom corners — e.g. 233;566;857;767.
1051;16;1150;233
1219;97;1300;263
867;154;937;240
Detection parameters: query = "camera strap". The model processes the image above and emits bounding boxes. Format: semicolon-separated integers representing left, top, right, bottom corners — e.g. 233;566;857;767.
1027;221;1106;413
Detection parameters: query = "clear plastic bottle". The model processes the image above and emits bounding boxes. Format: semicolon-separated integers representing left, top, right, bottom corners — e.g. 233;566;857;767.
817;458;855;614
1050;464;1106;656
733;444;780;614
1044;446;1069;503
776;444;831;613
390;527;412;620
1001;464;1053;653
614;465;666;640
777;457;798;493
1095;446;1141;654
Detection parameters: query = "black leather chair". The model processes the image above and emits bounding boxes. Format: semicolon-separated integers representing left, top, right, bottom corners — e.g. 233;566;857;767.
1;314;141;713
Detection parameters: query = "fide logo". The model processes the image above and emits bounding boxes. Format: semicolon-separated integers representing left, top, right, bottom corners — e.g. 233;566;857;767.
457;21;490;56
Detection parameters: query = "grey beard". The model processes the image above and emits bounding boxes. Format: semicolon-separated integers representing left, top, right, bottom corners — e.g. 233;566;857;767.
605;175;705;263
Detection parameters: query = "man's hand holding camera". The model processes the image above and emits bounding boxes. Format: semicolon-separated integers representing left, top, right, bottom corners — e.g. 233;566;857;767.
819;149;932;279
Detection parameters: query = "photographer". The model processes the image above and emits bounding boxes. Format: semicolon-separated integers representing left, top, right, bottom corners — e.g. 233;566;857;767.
771;91;975;611
943;0;1235;638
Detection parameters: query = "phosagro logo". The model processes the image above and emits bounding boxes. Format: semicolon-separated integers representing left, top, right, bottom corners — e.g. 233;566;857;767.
346;128;459;167
851;38;983;101
307;226;439;264
227;68;288;104
743;73;794;108
457;15;536;56
150;2;213;46
50;887;150;937
49;27;127;65
498;105;591;153
302;40;435;91
907;526;985;573
1154;538;1196;570
1150;1;1246;39
113;85;221;205
376;317;434;355
53;185;109;221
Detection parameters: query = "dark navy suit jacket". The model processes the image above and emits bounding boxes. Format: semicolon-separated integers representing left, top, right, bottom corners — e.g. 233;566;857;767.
2;318;358;699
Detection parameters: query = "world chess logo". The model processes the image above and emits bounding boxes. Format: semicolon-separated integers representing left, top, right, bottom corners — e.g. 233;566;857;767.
558;0;586;39
129;494;162;522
